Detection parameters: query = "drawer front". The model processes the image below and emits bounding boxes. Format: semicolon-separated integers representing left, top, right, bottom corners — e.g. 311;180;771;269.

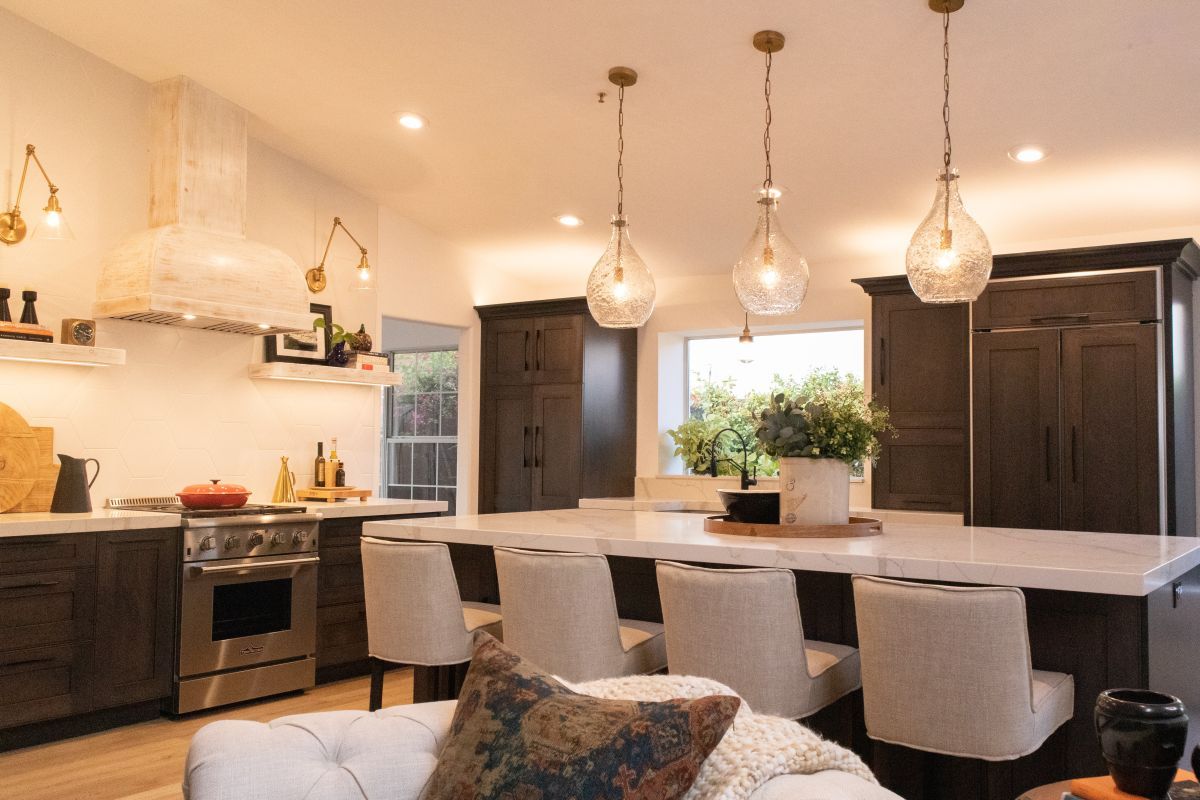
0;570;95;652
974;270;1158;329
316;602;368;669
0;642;93;729
0;536;96;575
317;545;364;607
319;519;365;549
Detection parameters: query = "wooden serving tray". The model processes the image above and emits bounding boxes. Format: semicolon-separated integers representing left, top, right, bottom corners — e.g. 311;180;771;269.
295;487;372;503
703;514;882;538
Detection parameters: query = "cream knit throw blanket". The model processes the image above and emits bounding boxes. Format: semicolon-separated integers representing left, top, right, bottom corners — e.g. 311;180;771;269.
565;674;876;800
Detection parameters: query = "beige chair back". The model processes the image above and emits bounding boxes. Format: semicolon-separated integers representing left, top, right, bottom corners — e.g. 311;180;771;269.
493;547;626;681
361;537;474;666
852;575;1044;758
656;561;819;718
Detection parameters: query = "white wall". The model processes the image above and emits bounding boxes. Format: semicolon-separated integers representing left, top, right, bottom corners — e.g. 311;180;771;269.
0;9;473;505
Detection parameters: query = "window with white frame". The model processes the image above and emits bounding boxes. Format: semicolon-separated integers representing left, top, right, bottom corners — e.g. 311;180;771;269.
683;326;865;477
383;349;458;513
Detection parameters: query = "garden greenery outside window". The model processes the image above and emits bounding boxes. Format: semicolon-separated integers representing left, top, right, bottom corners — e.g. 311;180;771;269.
678;327;866;479
383;349;458;513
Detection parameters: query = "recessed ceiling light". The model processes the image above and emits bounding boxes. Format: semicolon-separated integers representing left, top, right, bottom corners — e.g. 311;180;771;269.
257;323;271;330
1008;145;1049;163
182;313;197;321
555;214;583;227
395;112;427;130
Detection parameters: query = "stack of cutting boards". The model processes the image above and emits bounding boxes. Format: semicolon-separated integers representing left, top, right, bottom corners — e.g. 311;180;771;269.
0;402;59;514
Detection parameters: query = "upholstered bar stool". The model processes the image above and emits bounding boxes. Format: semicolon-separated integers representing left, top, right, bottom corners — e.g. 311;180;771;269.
492;546;667;682
655;560;861;719
360;537;502;710
852;575;1074;766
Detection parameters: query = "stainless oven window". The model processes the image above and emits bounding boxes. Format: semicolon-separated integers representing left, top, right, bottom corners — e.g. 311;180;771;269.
212;577;294;640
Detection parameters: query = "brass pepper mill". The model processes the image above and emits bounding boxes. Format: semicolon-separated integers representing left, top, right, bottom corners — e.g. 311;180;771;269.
271;456;297;503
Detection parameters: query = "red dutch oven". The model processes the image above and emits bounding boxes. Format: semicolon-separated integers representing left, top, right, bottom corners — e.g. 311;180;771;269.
177;479;251;510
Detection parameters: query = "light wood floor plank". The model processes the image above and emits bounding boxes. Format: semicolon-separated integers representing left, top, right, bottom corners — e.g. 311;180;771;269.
0;669;414;800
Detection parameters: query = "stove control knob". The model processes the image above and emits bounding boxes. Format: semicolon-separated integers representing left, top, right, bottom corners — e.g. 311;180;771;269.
199;536;216;551
246;531;265;548
223;535;241;551
292;530;309;544
270;531;289;546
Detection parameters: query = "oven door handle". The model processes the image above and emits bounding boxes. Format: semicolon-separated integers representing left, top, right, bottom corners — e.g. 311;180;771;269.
191;556;320;575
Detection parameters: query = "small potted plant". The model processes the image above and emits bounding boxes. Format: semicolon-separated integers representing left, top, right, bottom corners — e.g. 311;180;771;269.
666;418;728;476
755;371;891;525
313;318;363;367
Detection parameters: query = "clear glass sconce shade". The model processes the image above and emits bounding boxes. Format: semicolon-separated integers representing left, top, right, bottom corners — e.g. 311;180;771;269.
32;200;75;242
586;215;656;329
905;171;992;303
352;252;376;291
733;199;809;315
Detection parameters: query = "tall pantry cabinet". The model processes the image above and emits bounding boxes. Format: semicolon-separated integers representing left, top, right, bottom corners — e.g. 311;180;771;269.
476;298;637;514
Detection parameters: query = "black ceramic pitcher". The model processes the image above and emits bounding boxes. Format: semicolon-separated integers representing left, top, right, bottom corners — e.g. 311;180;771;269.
50;454;100;513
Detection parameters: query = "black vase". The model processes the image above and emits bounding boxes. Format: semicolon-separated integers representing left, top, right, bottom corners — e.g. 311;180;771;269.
1095;689;1189;799
326;341;349;367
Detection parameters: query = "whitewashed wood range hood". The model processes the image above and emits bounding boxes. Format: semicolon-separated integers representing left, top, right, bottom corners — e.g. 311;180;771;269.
94;77;311;335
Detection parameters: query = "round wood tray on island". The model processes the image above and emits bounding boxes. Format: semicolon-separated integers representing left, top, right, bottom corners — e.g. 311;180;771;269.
703;514;882;538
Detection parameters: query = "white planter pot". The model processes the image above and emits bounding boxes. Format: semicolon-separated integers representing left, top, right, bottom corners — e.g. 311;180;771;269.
778;457;850;525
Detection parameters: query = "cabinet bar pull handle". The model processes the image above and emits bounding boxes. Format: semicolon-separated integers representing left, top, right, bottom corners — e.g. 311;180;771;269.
1045;426;1052;483
523;331;529;371
0;657;55;669
0;579;61;590
533;426;542;468
1031;313;1090;325
1070;425;1078;483
879;339;887;386
522;426;530;468
535;329;543;371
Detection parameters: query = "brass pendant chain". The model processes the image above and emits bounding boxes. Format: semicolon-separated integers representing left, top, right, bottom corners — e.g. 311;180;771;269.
762;47;774;246
941;2;953;237
763;48;774;194
616;82;625;217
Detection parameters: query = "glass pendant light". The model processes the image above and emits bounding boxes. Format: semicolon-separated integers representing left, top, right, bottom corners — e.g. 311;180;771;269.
733;31;808;316
905;0;992;303
586;67;655;329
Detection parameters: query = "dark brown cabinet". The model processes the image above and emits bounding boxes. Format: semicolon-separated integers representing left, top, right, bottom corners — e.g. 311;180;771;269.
851;284;968;512
92;530;176;709
1060;325;1159;534
0;528;178;740
972;330;1061;530
857;239;1197;535
477;298;636;514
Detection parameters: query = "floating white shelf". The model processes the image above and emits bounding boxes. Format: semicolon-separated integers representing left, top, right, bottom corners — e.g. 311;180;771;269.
249;362;404;387
0;339;126;367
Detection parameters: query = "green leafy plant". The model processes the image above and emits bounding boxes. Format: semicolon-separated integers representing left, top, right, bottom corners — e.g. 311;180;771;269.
666;417;738;476
313;317;360;347
755;369;893;465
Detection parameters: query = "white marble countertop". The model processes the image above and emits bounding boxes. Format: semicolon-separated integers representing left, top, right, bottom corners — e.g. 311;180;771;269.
363;508;1200;596
0;498;447;538
578;497;963;526
283;498;448;518
0;509;182;538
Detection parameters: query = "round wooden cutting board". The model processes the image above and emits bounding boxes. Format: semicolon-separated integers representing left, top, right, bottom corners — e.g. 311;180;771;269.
0;402;40;512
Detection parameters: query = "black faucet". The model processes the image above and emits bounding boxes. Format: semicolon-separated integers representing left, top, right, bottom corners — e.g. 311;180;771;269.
708;427;758;491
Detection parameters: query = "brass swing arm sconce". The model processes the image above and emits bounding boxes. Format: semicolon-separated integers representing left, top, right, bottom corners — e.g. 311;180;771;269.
1;144;67;246
306;216;372;292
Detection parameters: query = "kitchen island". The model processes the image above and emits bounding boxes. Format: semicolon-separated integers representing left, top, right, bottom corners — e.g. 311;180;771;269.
365;508;1200;798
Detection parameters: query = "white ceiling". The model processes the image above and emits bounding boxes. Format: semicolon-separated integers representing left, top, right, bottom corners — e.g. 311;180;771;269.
6;0;1200;283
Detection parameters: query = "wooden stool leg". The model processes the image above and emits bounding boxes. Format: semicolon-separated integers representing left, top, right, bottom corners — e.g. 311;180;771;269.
368;657;386;711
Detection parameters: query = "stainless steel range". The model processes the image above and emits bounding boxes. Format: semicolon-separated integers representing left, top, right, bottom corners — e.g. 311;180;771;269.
108;497;321;713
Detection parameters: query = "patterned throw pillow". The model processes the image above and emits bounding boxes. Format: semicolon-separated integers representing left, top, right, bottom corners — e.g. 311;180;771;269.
425;632;741;800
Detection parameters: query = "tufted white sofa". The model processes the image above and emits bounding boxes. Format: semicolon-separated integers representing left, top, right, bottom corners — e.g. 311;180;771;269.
183;700;901;800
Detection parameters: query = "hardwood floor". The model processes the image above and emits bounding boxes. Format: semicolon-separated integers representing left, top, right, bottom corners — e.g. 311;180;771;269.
0;669;415;800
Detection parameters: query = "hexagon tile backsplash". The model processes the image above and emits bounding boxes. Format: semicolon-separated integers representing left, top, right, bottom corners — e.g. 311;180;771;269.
3;320;382;504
